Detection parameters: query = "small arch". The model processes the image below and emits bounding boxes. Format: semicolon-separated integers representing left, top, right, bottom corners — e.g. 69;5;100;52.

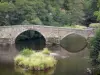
15;30;46;51
60;33;87;53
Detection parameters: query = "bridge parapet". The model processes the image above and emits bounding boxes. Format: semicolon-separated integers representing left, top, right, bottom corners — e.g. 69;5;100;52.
0;25;94;44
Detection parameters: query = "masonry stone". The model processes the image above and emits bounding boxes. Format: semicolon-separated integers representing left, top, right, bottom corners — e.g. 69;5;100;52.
0;25;95;63
0;25;94;44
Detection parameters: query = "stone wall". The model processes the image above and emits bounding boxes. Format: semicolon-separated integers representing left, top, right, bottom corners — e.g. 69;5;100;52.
0;25;95;63
0;25;94;44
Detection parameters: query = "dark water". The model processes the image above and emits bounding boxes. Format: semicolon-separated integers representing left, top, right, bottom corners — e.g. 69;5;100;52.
15;30;46;51
0;43;92;75
15;38;46;51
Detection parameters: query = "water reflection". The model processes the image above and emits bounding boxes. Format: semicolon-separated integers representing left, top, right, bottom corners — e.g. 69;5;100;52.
0;46;93;75
53;57;91;75
0;63;21;75
0;29;99;75
15;30;46;51
15;38;45;51
15;66;55;75
0;38;97;75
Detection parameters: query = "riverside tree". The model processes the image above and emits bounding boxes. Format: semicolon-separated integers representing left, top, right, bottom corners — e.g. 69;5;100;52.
0;0;97;26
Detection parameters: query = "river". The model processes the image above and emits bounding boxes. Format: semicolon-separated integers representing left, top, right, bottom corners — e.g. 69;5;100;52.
0;43;91;75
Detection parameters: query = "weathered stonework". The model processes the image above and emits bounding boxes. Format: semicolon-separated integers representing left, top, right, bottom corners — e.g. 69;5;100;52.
0;25;95;63
0;25;94;44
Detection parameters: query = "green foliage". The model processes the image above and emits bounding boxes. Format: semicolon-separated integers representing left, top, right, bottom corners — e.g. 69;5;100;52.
94;11;100;21
20;48;35;56
89;23;100;28
0;2;15;12
83;0;98;26
14;48;57;71
14;55;26;64
90;29;100;64
30;17;43;25
93;0;100;21
42;48;51;54
0;0;94;26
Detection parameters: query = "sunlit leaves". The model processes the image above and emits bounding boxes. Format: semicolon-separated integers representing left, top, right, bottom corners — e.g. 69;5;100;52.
94;11;100;21
0;0;93;26
0;2;15;12
90;29;100;64
14;48;57;70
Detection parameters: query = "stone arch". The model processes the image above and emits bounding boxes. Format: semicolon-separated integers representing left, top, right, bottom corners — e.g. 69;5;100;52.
14;28;46;42
60;33;87;53
15;29;46;50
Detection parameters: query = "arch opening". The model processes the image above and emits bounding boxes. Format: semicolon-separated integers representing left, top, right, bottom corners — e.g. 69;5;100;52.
60;33;87;53
15;30;46;51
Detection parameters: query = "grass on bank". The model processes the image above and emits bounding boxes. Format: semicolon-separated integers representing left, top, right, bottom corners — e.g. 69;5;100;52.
14;48;57;71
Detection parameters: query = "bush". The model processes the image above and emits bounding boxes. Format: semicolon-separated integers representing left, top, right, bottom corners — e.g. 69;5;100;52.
20;48;35;56
42;48;51;54
89;23;100;28
90;29;100;64
14;48;57;71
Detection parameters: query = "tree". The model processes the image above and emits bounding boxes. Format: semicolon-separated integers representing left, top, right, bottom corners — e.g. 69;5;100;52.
0;1;16;25
63;0;85;25
83;0;98;26
94;0;100;21
0;0;97;26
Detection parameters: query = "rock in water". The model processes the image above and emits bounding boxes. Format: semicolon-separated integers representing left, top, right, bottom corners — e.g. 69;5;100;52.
60;33;87;53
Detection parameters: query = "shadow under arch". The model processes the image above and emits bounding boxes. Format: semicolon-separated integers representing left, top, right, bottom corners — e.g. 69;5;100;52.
15;30;46;51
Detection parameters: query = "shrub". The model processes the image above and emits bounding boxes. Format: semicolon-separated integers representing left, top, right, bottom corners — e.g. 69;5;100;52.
89;23;100;28
20;48;35;56
74;25;87;29
90;29;100;64
42;48;51;54
14;48;57;71
14;55;26;65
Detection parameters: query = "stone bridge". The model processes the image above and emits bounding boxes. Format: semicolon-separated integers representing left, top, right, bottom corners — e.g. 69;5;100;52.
0;25;95;63
0;25;94;44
